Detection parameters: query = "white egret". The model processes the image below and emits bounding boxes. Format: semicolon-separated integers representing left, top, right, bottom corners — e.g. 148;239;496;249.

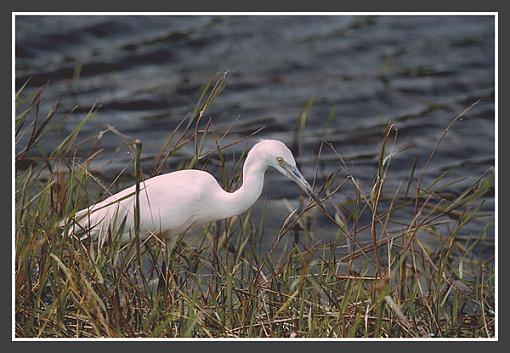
64;139;322;246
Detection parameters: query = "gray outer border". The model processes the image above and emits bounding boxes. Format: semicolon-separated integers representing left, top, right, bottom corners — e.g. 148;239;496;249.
4;1;505;352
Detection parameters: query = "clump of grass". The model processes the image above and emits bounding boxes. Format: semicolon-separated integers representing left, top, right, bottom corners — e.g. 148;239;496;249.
15;74;495;338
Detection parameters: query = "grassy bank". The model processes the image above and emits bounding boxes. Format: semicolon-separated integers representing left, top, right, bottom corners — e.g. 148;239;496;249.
15;75;495;338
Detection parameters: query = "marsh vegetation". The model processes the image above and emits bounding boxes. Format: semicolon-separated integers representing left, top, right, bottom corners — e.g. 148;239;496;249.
15;72;495;338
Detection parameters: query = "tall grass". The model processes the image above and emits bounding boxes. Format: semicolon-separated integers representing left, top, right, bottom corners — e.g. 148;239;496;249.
15;74;495;338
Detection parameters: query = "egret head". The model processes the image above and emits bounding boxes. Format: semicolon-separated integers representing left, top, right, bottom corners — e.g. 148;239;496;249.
251;140;322;206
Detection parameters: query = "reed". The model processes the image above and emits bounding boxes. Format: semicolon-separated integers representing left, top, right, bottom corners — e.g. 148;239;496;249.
14;74;495;338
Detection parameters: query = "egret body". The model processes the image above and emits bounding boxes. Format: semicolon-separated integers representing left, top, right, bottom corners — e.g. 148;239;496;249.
66;139;319;246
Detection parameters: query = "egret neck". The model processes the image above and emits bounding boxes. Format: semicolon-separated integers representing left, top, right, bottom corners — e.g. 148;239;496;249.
221;153;268;218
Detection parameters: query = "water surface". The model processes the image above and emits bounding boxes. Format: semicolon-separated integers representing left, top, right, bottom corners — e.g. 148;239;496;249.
15;15;495;256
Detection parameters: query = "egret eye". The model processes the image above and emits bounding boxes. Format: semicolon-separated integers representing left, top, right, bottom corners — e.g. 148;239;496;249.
276;156;284;164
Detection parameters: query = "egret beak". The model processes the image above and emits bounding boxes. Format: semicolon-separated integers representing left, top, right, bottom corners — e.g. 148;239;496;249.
283;164;324;208
281;163;345;235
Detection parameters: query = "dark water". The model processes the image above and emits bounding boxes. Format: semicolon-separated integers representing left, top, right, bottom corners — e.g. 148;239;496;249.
15;15;495;254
